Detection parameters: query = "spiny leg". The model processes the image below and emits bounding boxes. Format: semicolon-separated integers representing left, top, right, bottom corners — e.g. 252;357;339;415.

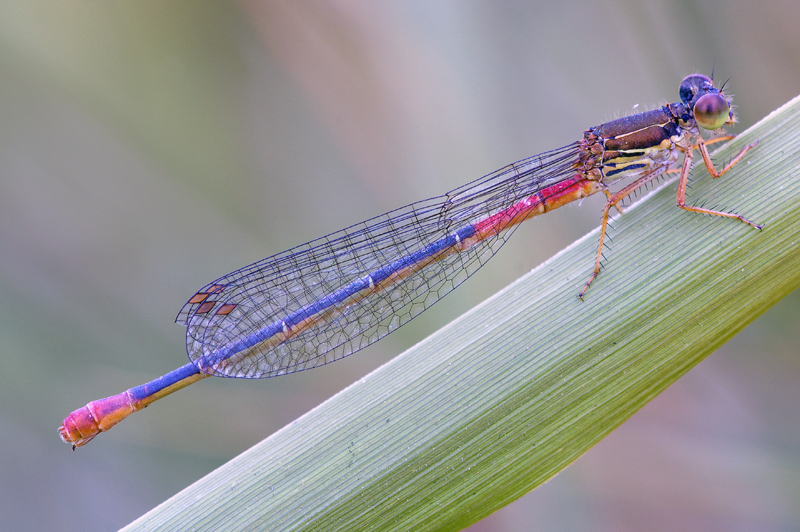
604;189;625;215
579;168;669;300
697;135;759;179
663;135;736;176
676;136;763;228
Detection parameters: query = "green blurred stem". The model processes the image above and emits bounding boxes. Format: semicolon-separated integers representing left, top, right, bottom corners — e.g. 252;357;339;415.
124;94;800;531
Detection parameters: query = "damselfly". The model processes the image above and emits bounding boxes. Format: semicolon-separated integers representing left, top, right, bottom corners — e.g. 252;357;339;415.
59;73;761;448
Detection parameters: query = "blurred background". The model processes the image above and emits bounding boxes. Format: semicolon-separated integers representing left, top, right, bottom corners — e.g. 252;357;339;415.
2;1;799;530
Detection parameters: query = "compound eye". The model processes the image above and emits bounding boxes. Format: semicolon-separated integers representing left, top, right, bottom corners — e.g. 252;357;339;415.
679;74;713;104
693;93;730;130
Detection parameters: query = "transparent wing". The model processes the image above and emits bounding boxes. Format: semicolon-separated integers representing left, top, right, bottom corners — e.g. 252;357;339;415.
176;143;581;378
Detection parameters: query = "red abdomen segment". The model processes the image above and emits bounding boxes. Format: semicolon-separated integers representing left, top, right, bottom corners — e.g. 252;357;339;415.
471;175;603;241
58;363;207;448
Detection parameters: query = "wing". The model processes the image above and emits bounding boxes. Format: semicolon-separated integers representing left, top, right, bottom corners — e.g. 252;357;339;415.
176;144;580;378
